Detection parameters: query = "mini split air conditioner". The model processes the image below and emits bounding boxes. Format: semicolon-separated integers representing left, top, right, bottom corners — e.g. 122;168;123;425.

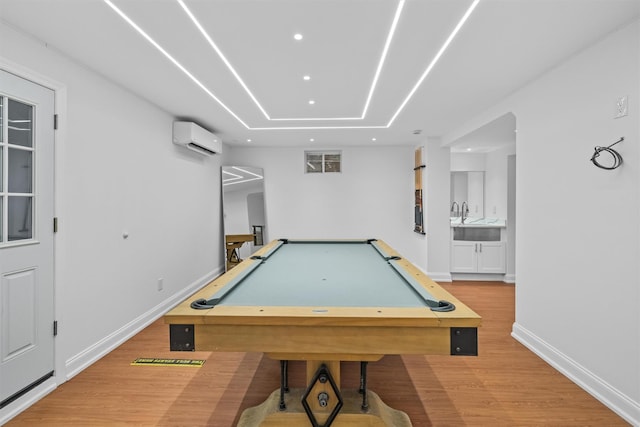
172;121;222;155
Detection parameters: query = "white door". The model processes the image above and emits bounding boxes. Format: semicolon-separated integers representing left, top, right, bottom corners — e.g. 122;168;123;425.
0;70;55;407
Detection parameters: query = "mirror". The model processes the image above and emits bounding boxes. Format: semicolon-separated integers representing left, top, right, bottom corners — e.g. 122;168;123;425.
450;171;484;218
222;166;266;271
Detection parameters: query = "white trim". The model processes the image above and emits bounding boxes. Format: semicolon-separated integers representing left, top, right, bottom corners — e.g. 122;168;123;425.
0;377;57;425
512;322;640;425
503;273;516;283
0;59;65;94
65;267;222;380
637;23;640;427
451;272;506;282
427;271;452;282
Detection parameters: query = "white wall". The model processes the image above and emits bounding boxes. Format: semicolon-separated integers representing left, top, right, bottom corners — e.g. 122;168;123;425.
424;138;453;281
445;20;640;424
506;154;516;282
226;145;428;271
223;188;253;235
0;21;224;416
451;152;485;171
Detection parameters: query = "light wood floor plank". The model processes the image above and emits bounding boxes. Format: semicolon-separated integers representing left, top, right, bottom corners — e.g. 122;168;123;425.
6;281;628;426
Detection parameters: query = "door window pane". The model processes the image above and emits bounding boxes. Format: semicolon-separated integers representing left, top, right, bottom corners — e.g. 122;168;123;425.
8;196;32;241
1;95;37;245
8;99;33;148
8;148;32;193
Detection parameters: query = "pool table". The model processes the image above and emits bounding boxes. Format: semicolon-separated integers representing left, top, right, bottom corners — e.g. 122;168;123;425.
165;239;481;426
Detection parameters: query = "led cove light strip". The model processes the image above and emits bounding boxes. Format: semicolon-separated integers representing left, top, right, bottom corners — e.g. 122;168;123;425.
179;0;404;122
176;0;271;121
252;0;478;130
103;0;480;131
102;0;250;128
386;0;480;127
360;0;405;120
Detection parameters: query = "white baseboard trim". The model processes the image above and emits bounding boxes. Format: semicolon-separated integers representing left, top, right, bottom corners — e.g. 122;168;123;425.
427;271;452;282
0;378;57;425
512;322;639;425
65;266;223;380
503;273;516;283
451;273;506;281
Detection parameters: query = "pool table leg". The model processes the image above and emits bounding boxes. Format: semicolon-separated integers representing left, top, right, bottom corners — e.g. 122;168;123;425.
237;358;413;426
359;361;369;411
279;360;289;410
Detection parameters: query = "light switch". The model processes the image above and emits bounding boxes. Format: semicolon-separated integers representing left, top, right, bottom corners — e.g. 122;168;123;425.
615;96;628;118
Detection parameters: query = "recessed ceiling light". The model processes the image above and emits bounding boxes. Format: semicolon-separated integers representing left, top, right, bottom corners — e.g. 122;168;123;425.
310;138;315;142
372;138;377;141
247;139;252;142
466;148;472;152
303;75;311;81
294;33;303;41
308;100;315;105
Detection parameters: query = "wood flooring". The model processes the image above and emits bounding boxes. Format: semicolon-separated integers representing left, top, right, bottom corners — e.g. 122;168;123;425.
6;281;628;426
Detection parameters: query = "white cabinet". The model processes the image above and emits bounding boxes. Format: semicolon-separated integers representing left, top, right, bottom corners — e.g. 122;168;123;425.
451;241;477;272
476;242;506;273
451;229;506;274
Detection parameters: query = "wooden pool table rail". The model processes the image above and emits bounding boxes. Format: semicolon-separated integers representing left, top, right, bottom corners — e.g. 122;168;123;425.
165;239;480;358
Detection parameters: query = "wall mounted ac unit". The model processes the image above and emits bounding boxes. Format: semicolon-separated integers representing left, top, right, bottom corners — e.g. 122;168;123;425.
172;121;222;155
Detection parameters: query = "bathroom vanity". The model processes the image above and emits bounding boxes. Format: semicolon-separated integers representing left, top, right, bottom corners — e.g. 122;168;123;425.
450;218;506;275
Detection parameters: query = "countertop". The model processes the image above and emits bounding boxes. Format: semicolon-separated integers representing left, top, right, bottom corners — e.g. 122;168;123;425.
450;217;506;228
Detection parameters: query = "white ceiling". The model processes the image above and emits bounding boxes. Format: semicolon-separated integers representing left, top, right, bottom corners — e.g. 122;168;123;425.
451;112;516;153
1;0;638;148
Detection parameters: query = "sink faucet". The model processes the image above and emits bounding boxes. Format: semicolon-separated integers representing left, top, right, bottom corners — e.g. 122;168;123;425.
450;201;459;217
461;202;469;223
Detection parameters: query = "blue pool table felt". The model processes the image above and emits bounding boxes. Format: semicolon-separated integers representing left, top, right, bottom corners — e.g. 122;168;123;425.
216;241;438;308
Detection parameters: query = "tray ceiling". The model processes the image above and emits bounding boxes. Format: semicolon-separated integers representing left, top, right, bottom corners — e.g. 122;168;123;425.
1;0;638;147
